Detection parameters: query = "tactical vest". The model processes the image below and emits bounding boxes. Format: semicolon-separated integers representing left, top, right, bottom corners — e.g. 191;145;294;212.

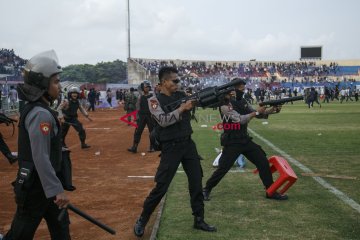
138;93;153;115
221;98;252;143
157;91;193;142
18;101;62;172
63;99;80;118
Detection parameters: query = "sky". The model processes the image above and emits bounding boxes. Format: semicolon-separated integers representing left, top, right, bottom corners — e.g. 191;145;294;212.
1;0;359;66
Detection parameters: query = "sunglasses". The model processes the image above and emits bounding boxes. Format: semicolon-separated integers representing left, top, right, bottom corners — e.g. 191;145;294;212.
171;79;180;84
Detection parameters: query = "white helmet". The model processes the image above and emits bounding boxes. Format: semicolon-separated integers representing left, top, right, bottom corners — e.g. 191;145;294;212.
24;50;62;78
18;50;62;102
68;86;80;94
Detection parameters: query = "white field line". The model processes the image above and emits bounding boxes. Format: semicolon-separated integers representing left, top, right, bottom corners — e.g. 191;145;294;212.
127;176;154;178
248;128;360;214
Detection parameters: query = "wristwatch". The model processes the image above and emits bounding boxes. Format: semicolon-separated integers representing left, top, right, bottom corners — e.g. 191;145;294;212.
255;111;260;116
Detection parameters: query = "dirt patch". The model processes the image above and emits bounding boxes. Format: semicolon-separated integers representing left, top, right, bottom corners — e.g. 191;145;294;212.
0;107;160;239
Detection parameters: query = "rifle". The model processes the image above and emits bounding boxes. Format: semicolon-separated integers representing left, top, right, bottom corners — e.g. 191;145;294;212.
58;203;116;235
163;78;245;112
259;96;304;107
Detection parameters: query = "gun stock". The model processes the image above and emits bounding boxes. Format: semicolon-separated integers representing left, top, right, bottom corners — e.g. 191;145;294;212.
259;96;304;107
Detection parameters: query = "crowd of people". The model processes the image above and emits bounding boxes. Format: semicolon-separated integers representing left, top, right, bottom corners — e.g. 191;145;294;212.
0;49;26;80
134;58;343;79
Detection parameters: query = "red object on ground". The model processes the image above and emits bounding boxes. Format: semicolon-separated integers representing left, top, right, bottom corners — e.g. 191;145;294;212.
254;156;298;196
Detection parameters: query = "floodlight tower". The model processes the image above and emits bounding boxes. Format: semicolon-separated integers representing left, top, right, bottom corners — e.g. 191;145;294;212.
127;0;131;60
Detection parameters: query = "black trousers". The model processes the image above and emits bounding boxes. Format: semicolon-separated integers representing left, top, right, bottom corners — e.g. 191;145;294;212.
61;118;86;146
87;101;95;112
4;177;70;240
205;140;274;192
133;114;154;145
141;139;204;218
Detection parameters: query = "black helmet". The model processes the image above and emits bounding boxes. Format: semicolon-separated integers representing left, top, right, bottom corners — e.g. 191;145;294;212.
140;80;151;91
18;50;62;102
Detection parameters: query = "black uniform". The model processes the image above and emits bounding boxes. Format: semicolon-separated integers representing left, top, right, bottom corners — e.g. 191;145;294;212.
133;94;154;147
204;97;274;196
87;89;96;112
4;101;70;240
134;91;217;236
59;99;87;147
142;91;203;216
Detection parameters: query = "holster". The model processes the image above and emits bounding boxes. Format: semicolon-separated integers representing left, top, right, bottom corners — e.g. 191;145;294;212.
12;161;35;207
150;126;162;151
57;149;76;191
220;132;229;146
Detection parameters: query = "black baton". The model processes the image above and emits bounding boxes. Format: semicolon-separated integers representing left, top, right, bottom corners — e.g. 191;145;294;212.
58;203;116;235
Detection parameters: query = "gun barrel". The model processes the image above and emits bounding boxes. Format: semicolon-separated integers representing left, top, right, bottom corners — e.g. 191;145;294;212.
58;203;116;235
259;96;304;107
217;78;245;91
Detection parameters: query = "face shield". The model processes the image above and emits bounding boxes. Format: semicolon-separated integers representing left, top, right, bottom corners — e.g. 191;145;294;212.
18;50;62;102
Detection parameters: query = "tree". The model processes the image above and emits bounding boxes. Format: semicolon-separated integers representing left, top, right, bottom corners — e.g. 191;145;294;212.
61;60;127;83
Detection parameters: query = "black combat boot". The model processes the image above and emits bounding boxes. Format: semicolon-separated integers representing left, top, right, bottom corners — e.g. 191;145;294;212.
134;215;149;237
6;153;18;165
203;188;211;201
128;143;138;153
266;192;288;200
81;143;91;149
193;217;217;232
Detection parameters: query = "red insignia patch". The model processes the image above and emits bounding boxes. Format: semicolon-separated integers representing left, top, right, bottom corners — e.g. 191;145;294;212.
150;99;158;109
40;122;51;135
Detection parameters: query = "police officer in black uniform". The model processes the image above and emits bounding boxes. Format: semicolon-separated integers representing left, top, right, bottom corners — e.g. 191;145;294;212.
203;78;289;201
3;50;71;240
133;67;216;237
57;86;91;149
128;81;155;153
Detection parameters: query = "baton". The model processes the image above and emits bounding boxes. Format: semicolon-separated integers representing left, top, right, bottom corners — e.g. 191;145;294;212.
58;203;116;235
63;122;78;126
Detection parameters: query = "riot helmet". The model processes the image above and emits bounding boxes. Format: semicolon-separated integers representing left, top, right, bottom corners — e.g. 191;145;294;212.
18;50;62;102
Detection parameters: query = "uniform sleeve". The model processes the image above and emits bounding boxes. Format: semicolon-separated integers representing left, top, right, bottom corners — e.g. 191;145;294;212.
56;99;68;119
245;100;269;119
135;96;141;110
79;102;88;117
220;105;252;125
148;96;181;127
25;108;64;198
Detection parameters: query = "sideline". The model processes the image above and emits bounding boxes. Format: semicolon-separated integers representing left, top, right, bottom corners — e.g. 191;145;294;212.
248;128;360;214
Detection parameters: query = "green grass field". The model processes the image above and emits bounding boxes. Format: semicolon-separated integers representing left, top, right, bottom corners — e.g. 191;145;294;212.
156;101;360;240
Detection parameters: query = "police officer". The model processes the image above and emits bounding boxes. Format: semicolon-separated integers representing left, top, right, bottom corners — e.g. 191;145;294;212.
3;50;71;240
0;132;17;164
133;67;216;237
203;78;288;201
124;87;138;125
57;86;91;149
128;81;155;153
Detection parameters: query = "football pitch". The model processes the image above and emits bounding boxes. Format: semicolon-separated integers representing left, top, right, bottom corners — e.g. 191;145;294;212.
156;101;360;240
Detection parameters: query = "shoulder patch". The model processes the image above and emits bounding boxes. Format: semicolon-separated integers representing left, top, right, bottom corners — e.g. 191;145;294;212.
150;99;159;109
228;105;233;111
40;122;51;135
